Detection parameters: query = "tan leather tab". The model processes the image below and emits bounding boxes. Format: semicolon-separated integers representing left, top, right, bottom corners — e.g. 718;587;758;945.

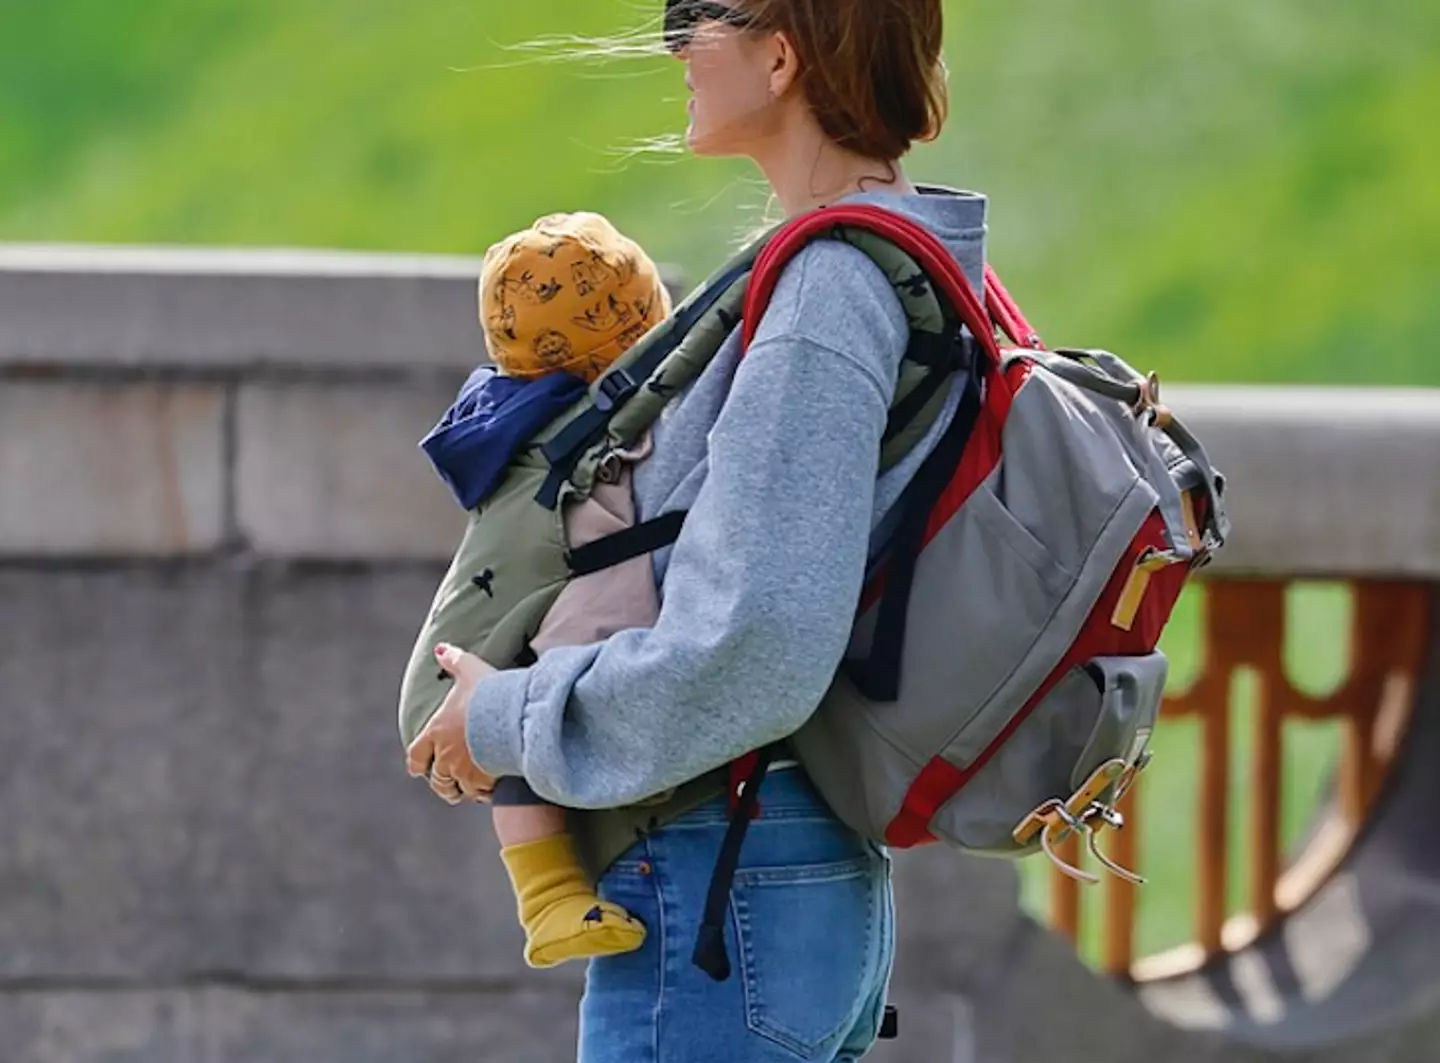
1012;760;1127;847
1067;760;1127;822
1111;565;1153;632
1013;798;1063;847
1111;550;1179;631
1179;488;1203;552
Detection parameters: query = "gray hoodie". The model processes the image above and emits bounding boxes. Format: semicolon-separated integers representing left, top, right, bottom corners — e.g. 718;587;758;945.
466;187;988;809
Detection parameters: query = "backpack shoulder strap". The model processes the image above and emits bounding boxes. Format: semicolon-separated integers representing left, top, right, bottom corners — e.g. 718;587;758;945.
741;205;1003;473
744;204;1003;370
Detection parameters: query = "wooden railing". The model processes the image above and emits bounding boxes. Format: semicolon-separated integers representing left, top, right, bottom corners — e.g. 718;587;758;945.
1047;578;1432;981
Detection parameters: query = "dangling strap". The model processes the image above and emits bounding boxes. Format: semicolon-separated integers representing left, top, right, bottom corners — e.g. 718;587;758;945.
692;744;777;982
848;346;982;701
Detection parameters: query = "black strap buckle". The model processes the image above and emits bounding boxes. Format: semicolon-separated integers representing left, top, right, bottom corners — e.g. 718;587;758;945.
595;367;640;413
880;1004;899;1040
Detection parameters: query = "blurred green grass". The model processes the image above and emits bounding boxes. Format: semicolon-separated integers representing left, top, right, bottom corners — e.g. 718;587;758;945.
2;0;1437;385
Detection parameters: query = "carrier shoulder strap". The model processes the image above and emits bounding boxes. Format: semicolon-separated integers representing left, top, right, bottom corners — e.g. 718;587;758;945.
552;207;1005;581
535;232;776;509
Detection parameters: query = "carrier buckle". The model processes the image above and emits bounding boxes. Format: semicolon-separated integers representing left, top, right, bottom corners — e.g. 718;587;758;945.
595;368;639;413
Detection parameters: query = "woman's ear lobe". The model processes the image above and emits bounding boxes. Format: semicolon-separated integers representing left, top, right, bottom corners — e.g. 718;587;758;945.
768;30;800;98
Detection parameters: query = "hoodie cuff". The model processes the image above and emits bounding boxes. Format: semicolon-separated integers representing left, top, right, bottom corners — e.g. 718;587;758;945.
465;666;531;780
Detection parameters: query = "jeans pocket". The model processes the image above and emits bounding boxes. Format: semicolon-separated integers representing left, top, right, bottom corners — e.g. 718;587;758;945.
731;854;879;1061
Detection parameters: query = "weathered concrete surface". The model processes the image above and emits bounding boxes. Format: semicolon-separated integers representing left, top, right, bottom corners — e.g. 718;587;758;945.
0;567;550;983
0;245;491;372
0;986;579;1063
5;565;1440;1061
0;382;225;556
235;382;465;560
3;250;1438;573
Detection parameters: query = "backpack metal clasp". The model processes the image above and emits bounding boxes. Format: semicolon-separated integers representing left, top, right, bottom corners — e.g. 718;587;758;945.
1013;757;1152;887
1132;370;1174;429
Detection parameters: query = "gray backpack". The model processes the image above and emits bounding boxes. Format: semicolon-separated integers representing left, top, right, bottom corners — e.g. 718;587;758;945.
748;206;1230;889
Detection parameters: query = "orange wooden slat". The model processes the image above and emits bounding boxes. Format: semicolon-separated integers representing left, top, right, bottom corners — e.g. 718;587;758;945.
1198;692;1230;955
1340;713;1369;827
1250;672;1282;929
1104;781;1140;977
1098;579;1428;983
1052;831;1082;945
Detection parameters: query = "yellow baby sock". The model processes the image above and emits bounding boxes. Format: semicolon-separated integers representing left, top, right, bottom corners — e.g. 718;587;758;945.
500;834;646;968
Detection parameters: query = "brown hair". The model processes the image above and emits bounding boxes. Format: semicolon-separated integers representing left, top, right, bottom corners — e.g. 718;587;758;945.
740;0;948;161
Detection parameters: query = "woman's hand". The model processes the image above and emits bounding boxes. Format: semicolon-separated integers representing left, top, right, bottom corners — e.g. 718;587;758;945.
405;643;499;805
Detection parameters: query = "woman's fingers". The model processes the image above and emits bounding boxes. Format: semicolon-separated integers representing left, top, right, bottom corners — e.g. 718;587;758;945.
454;765;485;801
405;732;435;779
408;646;501;805
428;770;463;805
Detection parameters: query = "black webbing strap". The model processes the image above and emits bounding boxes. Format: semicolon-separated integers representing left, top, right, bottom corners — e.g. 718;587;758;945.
536;391;634;511
882;330;970;447
902;327;960;368
847;346;985;702
540;368;641;470
692;744;777;982
565;510;688;578
536;254;759;510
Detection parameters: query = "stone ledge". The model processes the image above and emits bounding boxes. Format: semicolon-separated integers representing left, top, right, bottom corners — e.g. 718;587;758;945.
1166;385;1440;577
0;567;579;984
0;244;683;373
2;242;1436;576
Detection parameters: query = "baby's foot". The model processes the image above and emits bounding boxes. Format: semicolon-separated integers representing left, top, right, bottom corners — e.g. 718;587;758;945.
525;895;646;968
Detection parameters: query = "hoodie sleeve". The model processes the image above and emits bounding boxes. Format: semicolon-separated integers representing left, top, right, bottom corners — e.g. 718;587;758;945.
464;238;910;808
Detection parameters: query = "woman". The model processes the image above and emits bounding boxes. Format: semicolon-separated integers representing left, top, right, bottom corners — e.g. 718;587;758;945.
416;1;988;1058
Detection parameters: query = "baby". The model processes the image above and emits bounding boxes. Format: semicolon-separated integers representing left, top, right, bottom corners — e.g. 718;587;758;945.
420;212;671;968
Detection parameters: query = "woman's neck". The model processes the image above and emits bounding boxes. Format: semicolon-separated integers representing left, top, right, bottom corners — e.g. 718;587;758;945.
750;112;916;216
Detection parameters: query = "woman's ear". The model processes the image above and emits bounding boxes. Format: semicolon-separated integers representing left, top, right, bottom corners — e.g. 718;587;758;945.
767;30;800;99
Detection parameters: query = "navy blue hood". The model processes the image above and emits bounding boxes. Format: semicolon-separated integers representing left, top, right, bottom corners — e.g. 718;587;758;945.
421;366;588;510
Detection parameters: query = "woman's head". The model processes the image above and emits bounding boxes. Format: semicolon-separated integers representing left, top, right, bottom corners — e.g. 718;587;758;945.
666;0;947;165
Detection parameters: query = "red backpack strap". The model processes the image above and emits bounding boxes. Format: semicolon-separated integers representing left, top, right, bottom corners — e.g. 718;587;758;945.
741;202;1047;360
740;204;1003;363
984;265;1045;351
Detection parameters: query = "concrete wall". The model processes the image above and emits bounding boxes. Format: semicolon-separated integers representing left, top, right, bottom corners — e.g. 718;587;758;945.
2;246;1439;1062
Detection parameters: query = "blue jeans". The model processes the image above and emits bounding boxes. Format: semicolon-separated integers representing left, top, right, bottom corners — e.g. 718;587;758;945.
578;766;895;1063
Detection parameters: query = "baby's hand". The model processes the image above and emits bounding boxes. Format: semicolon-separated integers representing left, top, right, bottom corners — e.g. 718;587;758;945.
405;643;499;804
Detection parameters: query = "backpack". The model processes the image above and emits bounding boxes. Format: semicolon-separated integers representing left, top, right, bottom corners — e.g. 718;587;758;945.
761;208;1228;882
397;201;1229;983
